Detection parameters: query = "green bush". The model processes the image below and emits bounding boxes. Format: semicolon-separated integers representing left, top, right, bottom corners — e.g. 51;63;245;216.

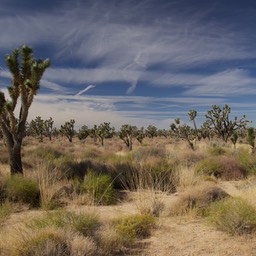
113;214;155;245
206;197;256;235
5;175;39;207
82;170;114;205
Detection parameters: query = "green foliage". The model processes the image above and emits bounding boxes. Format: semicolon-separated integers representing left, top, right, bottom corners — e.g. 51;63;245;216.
82;170;114;205
96;122;115;146
5;174;39;207
29;210;100;237
113;214;155;245
206;197;256;235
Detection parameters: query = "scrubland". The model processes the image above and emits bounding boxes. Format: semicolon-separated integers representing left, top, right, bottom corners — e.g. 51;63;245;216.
1;136;256;255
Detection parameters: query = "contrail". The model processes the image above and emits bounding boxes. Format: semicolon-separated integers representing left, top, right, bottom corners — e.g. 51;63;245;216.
75;84;95;96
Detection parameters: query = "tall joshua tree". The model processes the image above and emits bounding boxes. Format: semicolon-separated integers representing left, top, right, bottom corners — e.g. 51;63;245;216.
0;45;50;175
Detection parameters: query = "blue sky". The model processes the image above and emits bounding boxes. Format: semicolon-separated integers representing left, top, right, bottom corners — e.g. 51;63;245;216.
0;0;256;129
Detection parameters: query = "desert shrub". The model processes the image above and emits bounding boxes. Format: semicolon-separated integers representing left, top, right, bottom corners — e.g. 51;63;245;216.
169;182;229;216
206;197;256;235
82;170;114;205
218;156;246;180
29;210;100;237
132;146;167;162
207;146;226;156
113;214;155;245
33;146;63;161
5;174;39;207
235;149;256;175
194;157;221;177
195;156;245;180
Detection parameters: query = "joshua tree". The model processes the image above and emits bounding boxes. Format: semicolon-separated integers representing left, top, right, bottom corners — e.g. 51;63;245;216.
28;116;45;142
60;119;75;142
204;104;249;142
145;125;158;139
0;45;50;174
188;109;198;137
170;118;196;150
77;125;90;141
119;124;137;151
247;127;255;153
136;127;145;144
44;117;54;141
97;122;115;146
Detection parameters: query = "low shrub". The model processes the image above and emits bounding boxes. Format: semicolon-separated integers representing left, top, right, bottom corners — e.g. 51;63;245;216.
207;146;226;156
5;174;39;207
235;149;256;175
82;170;115;205
169;182;229;216
195;156;245;180
206;197;256;235
113;214;155;245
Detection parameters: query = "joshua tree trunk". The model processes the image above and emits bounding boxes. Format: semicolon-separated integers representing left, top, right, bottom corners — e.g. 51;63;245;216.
9;143;23;175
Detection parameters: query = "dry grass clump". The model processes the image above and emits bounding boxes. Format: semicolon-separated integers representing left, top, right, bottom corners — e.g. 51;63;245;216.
28;210;100;237
169;182;229;216
1;227;97;256
172;164;202;191
206;197;256;235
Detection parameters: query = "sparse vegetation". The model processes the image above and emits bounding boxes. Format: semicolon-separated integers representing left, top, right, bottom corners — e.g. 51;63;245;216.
0;101;256;254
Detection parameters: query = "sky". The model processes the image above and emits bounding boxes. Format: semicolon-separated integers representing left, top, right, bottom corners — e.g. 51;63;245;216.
0;0;256;129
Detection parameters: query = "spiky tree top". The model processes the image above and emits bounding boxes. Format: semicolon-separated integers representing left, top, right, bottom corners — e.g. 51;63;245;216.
0;45;50;142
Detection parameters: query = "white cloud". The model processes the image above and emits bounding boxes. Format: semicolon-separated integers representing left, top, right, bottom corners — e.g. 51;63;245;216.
75;84;95;96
